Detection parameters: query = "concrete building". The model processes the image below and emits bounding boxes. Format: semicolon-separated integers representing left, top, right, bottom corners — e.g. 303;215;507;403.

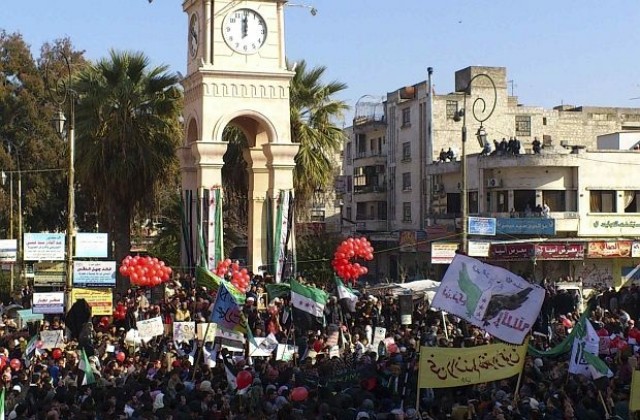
342;65;640;283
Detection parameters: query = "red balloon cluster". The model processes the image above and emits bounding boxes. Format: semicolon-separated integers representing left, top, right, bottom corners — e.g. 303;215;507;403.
214;259;251;293
113;303;126;321
119;255;173;287
332;237;374;284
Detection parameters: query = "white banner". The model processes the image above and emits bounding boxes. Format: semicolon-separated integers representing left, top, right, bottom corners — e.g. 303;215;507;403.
276;344;297;361
74;233;108;258
197;323;218;342
468;240;491;257
73;261;116;287
431;242;458;264
23;233;65;261
249;334;278;357
32;292;65;314
273;190;292;283
430;254;545;345
173;322;196;343
136;317;164;339
41;330;65;350
207;187;223;271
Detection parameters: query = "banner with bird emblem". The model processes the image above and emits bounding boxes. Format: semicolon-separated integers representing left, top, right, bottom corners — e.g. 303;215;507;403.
210;282;248;334
430;254;545;344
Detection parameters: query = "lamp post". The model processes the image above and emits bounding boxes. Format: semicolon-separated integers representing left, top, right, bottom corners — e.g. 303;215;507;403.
49;53;76;291
453;73;497;255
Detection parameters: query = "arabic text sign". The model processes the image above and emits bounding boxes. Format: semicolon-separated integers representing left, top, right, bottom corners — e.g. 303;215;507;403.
534;243;584;260
496;218;555;235
468;217;496;236
490;244;534;261
73;261;116;287
431;242;458;264
587;241;632;258
32;292;65;314
41;330;65;350
74;233;109;258
70;288;113;316
633;242;640;258
468;241;491;257
430;254;545;345
173;322;196;343
136;317;164;339
418;341;527;388
23;233;65;261
0;239;17;263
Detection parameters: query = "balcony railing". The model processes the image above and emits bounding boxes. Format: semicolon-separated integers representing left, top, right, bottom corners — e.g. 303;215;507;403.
354;185;387;194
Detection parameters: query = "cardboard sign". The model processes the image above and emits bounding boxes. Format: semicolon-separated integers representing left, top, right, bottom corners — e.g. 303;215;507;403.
372;327;387;349
276;344;297;361
249;334;278;357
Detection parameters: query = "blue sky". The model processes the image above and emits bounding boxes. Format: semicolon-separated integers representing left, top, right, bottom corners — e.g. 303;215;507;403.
4;1;640;124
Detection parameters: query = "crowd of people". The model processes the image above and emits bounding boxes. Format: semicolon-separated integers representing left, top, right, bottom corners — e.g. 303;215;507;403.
0;273;636;419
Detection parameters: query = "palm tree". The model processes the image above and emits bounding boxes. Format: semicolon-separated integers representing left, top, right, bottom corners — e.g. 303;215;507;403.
73;50;182;291
289;60;348;209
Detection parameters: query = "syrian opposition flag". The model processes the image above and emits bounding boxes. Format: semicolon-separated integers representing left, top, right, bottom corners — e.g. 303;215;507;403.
0;387;4;420
336;277;358;312
582;351;614;379
290;279;328;332
569;318;603;377
79;348;96;386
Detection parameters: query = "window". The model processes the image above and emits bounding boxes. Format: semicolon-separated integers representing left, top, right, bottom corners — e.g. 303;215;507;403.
356;203;367;220
496;191;508;213
515;115;531;137
346;176;353;193
590;190;616;213
469;191;479;214
513;190;536;214
624;191;640;213
543;117;547;126
446;193;461;214
402;108;411;126
542;190;567;212
378;201;388;220
402;172;412;191
310;209;325;222
346;207;352;222
356;134;366;156
402;142;411;161
345;142;352;163
402;202;412;222
446;100;459;120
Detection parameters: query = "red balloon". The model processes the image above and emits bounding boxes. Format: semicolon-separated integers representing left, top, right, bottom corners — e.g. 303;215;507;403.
0;356;6;370
52;349;63;360
9;359;21;371
236;370;252;390
291;387;309;402
116;351;126;363
119;265;128;276
313;339;324;353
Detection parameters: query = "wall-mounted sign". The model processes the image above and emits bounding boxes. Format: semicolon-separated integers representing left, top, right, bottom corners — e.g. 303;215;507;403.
468;217;496;236
587;241;632;258
75;233;109;258
468;241;491;257
490;244;535;260
534;243;584;260
633;242;640;258
32;292;65;314
0;240;17;263
73;261;116;288
23;233;65;261
496;218;555;235
34;262;65;287
431;242;459;264
580;216;640;236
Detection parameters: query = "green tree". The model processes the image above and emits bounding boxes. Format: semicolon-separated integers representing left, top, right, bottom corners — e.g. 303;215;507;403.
73;50;182;291
295;228;343;286
290;60;348;211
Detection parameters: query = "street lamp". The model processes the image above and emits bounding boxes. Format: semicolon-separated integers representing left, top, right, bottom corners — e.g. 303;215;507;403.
453;73;497;254
48;53;76;291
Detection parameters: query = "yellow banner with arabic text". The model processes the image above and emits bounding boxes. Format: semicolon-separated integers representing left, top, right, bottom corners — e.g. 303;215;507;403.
630;370;640;412
70;288;113;316
419;340;527;388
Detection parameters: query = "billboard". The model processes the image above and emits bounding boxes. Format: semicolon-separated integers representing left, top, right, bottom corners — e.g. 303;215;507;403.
73;261;116;288
23;233;65;261
496;218;555;235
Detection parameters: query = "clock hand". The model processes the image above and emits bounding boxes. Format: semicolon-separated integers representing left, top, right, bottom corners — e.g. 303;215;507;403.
241;15;248;38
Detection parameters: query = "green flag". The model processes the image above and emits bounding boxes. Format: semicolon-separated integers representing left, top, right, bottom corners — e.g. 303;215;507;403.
265;283;291;300
0;387;5;420
196;266;246;304
79;348;96;386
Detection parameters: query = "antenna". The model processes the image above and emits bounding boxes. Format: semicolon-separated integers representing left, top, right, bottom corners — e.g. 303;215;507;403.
508;79;517;97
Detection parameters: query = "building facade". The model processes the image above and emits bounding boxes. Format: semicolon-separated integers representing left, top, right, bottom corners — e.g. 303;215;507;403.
342;65;640;283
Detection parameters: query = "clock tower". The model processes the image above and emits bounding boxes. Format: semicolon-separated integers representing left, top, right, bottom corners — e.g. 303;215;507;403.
179;0;298;273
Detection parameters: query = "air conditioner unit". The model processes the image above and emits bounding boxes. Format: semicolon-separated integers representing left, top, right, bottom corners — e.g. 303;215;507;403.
487;178;501;188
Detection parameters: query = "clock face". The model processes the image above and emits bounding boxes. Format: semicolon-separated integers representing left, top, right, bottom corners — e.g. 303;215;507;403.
189;13;199;58
222;8;267;55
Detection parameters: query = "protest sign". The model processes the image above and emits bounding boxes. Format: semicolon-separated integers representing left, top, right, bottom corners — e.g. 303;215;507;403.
372;327;386;353
197;323;218;342
70;288;113;316
41;330;65;350
249;334;278;357
276;344;297;361
136;317;164;339
173;322;196;343
216;328;245;352
418;341;527;388
32;292;65;314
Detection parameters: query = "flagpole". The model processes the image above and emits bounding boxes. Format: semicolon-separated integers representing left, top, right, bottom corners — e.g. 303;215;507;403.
598;390;610;418
512;336;530;407
193;321;213;382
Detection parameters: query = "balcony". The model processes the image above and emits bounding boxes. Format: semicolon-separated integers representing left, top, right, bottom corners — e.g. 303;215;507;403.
353;151;387;167
353;185;387;201
353;219;388;232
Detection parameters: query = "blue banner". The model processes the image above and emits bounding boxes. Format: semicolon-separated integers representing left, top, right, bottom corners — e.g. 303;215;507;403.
496;218;555;235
